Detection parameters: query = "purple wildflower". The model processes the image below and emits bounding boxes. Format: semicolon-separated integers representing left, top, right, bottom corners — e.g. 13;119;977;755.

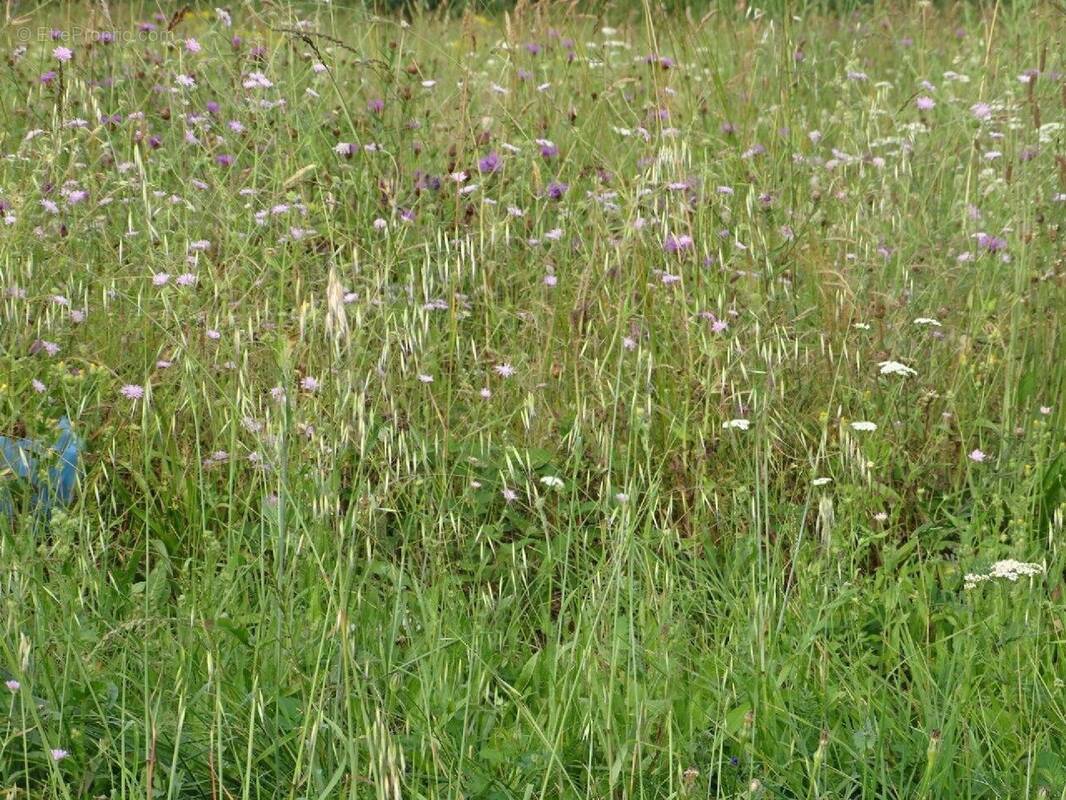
478;152;501;174
976;233;1007;253
546;181;568;200
663;234;693;253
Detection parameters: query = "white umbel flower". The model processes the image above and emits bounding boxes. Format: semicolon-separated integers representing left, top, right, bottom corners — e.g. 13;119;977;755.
964;559;1044;589
722;419;751;430
878;360;917;377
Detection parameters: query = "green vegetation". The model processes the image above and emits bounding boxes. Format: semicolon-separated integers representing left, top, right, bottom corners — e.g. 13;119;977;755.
1;2;1063;797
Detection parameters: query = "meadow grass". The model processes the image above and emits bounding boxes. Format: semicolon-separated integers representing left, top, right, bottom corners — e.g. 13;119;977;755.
0;1;1064;797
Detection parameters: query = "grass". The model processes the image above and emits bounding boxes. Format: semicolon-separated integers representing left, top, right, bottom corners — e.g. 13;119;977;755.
0;1;1063;797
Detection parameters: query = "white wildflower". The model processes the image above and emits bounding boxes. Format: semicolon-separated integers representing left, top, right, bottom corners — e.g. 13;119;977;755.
878;360;917;377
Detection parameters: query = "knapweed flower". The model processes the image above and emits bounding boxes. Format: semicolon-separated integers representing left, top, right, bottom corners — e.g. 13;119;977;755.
663;234;693;253
477;152;501;174
494;364;515;378
537;139;558;158
300;376;320;392
53;46;73;63
501;488;517;502
546;181;568;200
50;749;69;762
976;233;1007;253
32;379;46;393
479;387;492;399
968;449;986;463
120;384;145;400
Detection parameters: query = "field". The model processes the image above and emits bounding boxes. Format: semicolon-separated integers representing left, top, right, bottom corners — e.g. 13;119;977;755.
0;1;1064;797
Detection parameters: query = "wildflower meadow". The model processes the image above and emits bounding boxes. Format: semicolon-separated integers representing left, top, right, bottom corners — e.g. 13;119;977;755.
1;1;1064;797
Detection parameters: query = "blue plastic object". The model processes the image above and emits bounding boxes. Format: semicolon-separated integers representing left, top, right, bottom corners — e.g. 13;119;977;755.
0;417;80;520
